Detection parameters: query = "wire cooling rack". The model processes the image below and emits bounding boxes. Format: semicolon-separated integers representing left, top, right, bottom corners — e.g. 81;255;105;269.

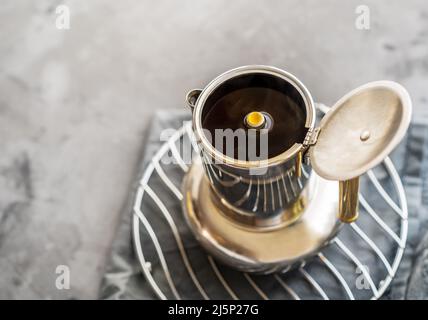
132;115;408;300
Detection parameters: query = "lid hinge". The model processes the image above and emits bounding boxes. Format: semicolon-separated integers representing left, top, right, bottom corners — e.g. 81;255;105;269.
303;127;321;147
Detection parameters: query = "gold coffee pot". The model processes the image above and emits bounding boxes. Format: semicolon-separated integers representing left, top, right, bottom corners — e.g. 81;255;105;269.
183;65;411;273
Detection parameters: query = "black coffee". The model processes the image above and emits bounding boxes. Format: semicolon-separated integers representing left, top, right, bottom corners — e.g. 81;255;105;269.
202;87;307;160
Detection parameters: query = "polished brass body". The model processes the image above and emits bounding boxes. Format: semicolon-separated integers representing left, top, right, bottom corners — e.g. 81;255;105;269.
189;66;315;225
183;65;412;273
183;158;341;273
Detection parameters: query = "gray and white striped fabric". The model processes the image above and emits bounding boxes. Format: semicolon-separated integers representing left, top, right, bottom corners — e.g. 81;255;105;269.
99;110;428;300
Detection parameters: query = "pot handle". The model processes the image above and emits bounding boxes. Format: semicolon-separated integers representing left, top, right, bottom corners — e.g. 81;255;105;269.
338;177;359;223
186;89;202;111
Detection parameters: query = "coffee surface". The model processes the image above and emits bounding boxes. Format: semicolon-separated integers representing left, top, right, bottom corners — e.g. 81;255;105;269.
202;87;307;160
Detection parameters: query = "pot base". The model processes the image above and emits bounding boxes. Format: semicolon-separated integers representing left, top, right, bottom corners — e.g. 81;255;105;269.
182;158;341;274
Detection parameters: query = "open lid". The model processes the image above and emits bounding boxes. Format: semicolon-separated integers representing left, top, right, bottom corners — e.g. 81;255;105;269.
309;81;412;181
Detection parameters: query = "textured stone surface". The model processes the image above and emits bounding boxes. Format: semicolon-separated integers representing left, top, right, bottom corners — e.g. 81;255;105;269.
0;0;427;299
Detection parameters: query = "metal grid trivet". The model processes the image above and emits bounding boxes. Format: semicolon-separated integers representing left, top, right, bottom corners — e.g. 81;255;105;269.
132;118;408;300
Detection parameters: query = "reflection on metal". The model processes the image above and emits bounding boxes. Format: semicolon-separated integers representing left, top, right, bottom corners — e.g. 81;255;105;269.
132;121;408;300
204;160;307;219
296;151;303;178
184;159;340;271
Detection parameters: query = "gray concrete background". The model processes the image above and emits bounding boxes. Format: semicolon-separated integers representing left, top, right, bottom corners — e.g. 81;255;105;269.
0;0;427;299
